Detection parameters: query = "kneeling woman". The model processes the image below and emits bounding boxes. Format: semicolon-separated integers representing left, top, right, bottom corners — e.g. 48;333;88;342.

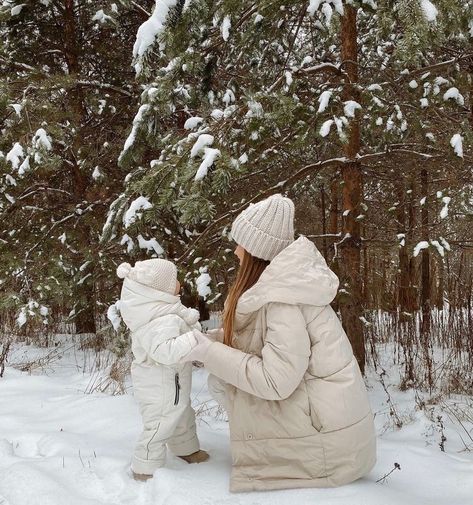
183;194;376;492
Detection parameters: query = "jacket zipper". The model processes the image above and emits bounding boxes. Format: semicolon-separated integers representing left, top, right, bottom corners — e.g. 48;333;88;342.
174;373;180;405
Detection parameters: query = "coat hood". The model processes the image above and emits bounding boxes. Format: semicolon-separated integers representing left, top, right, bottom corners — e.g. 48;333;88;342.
237;236;339;315
119;277;199;332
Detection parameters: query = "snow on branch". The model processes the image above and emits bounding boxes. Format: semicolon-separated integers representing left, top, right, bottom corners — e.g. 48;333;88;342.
132;0;178;75
420;0;438;23
123;196;153;228
450;134;463;158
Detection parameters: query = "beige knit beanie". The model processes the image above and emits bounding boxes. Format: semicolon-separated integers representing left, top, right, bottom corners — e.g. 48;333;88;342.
116;259;177;294
231;194;295;261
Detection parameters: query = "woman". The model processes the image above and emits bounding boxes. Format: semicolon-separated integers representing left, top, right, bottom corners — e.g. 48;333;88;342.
182;194;376;492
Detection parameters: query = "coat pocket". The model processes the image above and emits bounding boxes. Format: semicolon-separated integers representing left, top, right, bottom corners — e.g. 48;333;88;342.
174;372;181;406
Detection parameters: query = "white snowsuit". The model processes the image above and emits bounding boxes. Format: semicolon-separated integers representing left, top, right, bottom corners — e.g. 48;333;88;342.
119;277;201;475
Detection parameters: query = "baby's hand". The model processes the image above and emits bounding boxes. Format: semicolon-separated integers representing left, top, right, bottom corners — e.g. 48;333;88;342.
180;330;213;364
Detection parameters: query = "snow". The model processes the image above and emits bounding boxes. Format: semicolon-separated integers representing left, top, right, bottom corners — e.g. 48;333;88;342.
343;100;362;118
32;128;52;151
211;109;224;120
430;240;445;257
123;196;153;228
439;236;451;251
10;3;25;16
6;142;24;170
190;134;214;158
238;153;248;164
119;104;150;160
184;116;203;130
16;309;27;328
92;9;112;24
221;16;231;41
413;241;429;257
368;84;382;91
425;132;435;141
440;196;451;220
285;71;293;87
254;13;263;24
137;234;164;255
132;0;178;73
443;87;465;106
5;174;16;186
317;90;332;113
17;156;30;176
450;133;463;158
420;0;438;23
321;3;334;24
10;103;22;116
246;100;264;118
120;234;134;253
196;268;211;299
408;80;418;89
195;148;220;181
307;0;343;17
222;89;235;106
319;119;334;137
92;166;103;180
1;338;472;505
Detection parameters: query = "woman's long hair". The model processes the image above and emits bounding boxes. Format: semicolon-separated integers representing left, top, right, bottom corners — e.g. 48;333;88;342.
223;249;270;347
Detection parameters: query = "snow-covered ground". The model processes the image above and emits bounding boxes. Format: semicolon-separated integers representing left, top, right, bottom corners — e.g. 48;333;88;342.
1;337;472;505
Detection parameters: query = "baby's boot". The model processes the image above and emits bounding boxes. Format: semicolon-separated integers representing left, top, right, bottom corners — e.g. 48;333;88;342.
178;449;210;464
132;471;153;481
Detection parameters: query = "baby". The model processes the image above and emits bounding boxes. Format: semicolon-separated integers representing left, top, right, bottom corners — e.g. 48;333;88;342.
117;258;209;481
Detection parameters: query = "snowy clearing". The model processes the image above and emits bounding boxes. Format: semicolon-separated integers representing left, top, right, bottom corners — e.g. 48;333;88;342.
0;337;472;505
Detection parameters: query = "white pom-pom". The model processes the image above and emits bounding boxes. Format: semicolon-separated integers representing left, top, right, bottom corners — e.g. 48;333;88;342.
117;262;132;279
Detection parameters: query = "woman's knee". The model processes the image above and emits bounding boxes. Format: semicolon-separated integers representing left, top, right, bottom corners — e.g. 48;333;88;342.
207;374;227;408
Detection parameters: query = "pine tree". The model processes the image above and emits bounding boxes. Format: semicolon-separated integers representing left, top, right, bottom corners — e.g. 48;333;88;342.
0;0;145;335
103;0;473;370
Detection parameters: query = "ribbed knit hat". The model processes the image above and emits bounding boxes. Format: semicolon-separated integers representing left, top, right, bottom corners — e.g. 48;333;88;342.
116;259;177;294
231;194;295;261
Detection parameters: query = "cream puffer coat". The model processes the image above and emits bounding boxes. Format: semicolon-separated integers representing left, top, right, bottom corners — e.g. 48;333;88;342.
202;236;376;492
119;278;201;473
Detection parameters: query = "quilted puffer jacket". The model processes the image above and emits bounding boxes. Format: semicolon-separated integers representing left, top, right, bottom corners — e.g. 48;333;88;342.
201;236;377;492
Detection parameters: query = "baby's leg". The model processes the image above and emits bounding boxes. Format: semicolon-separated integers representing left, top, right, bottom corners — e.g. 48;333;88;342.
168;403;200;457
132;402;176;475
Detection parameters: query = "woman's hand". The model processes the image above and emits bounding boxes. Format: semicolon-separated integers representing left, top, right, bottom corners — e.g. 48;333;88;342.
180;329;213;364
206;328;224;343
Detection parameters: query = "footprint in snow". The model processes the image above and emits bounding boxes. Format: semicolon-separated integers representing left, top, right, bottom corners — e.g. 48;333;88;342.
10;435;41;458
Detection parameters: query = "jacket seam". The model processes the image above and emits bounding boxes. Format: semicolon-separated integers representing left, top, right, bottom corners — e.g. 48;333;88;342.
304;307;326;327
306;358;354;380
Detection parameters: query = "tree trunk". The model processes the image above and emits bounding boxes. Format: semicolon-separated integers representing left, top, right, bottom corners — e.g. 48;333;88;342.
329;174;340;312
320;185;328;260
329;175;338;248
338;5;365;373
63;0;96;334
420;167;431;336
396;176;416;318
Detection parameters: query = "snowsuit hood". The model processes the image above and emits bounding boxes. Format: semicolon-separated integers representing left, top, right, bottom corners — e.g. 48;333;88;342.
237;236;339;315
119;277;199;333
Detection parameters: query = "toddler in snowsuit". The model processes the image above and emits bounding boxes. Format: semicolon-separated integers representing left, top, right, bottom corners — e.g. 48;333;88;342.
117;258;209;481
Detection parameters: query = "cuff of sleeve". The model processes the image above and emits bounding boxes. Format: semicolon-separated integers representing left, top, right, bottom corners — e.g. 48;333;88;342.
203;342;245;388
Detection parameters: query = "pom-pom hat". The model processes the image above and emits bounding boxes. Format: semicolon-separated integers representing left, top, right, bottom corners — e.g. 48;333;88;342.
117;259;177;295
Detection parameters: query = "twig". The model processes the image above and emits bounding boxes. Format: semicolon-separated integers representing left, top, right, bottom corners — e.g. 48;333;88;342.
376;462;401;483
